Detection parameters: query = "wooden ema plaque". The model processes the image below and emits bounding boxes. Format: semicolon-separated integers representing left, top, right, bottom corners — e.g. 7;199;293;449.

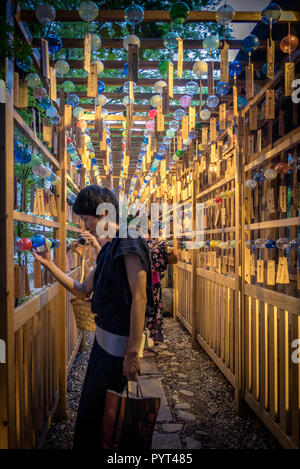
18;79;28;109
177;37;183;78
162;86;169;114
220;43;229;83
87;63;98;97
285;62;295;96
41;38;50;79
207;61;214;96
84;32;91;72
245;63;254;101
128;44;139;83
49;66;57;102
265;89;275;119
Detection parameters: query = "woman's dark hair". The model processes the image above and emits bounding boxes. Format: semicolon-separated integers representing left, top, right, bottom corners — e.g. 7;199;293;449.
73;185;119;222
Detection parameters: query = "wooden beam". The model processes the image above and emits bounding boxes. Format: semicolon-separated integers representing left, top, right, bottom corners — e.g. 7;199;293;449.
13;211;60;228
0;1;16;449
21;9;300;23
14;110;60;169
33;38;255;50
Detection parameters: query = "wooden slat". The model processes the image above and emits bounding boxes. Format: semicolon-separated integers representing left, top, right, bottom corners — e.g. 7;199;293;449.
196;267;236;290
245;217;300;231
245;284;300;316
13;110;60;169
279;309;290;434
21;9;300;23
13;210;60;228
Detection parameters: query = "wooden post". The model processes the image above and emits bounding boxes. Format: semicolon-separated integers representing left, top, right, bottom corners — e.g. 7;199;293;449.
0;1;16;449
191;162;198;349
54;93;67;419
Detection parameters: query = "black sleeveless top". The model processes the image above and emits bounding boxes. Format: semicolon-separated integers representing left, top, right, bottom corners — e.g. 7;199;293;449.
91;229;154;336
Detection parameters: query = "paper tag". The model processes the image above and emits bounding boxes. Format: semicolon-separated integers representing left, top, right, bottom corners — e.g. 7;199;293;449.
188;106;195;130
216;257;221;273
267;260;275;285
49;66;57;102
250;254;256;276
49;193;57;217
84;32;91;72
245;63;254;101
202;126;208;146
87;63;98;97
233;85;238;117
267;39;275;79
249;105;258;130
279;186;286;212
285;62;295;96
210;117;217;142
64;104;72;129
266;188;275;213
162;86;169;114
182;115;189;140
177;133;182;150
219;103;226;131
220;43;229;83
14;72;19;107
157;105;164;131
168;62;174;98
208;61;214;96
177;37;183;78
18;79;28;109
128;44;139;83
265;89;275;119
257;259;264;283
276;256;290;284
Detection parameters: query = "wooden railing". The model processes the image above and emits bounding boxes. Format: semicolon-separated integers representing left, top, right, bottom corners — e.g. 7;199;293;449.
13;267;82;449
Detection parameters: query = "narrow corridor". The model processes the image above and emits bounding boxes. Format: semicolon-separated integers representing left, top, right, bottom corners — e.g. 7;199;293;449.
44;318;279;450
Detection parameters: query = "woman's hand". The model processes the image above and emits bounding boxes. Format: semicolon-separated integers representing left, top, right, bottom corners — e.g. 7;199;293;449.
31;243;52;268
123;351;141;381
81;231;101;250
71;242;85;258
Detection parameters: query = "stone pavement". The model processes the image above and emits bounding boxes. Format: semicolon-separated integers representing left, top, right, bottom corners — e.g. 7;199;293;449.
140;356;200;449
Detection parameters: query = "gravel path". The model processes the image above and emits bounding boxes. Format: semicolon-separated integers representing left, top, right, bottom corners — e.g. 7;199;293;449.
44;318;279;449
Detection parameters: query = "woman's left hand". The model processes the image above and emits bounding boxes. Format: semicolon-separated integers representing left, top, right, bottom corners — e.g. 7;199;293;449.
123;351;141;381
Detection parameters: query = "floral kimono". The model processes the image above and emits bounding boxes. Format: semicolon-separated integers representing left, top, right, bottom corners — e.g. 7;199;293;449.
145;241;168;343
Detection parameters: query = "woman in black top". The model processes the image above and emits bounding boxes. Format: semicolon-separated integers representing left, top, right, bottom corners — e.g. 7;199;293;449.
31;186;153;449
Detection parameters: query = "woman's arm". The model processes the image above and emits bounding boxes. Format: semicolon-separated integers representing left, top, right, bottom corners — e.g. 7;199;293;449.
31;245;95;299
123;253;147;381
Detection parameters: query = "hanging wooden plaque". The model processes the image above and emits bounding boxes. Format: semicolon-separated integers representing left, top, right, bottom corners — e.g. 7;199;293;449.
285;62;295;96
210;143;217;163
157;104;164;131
219;103;226;131
279;185;287;212
64;104;72;129
41;38;50;79
276;256;289;284
129;81;134;101
233;85;238;117
49;193;57;217
220;42;229;83
265;89;275;119
207;61;214;96
14;72;19;107
128;44;139;83
267;260;276;285
202;126;208;146
210;117;217;142
245;63;254;101
181;115;188;140
168;62;174;98
249;105;258;130
84;32;91;72
95;105;102;132
162;85;169;114
188;106;195;130
177;133;182;150
18;79;28;109
177;37;183;78
49;66;57;102
257;259;264;283
87;63;98;97
267;39;275;79
53;131;58;155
